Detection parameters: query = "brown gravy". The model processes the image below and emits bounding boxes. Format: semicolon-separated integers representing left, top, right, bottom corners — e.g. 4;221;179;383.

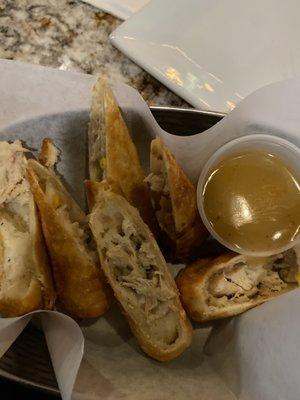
203;151;300;253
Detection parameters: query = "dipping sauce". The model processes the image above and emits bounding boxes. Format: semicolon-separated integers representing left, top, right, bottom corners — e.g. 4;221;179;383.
203;150;300;253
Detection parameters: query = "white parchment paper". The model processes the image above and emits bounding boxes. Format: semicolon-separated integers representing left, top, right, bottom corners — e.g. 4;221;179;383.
112;79;300;183
0;60;300;400
0;311;84;400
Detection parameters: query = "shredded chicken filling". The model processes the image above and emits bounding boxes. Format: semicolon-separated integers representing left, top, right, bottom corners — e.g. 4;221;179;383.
43;178;98;260
0;141;27;205
146;162;176;237
0;174;35;296
208;250;298;308
99;211;180;346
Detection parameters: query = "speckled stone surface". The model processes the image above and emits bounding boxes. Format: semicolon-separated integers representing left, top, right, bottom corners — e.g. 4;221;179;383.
0;0;187;106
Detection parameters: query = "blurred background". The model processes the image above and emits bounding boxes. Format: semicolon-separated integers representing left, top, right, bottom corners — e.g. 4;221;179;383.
0;0;186;107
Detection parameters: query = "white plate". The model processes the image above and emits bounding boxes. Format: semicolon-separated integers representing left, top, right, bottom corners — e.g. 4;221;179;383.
111;0;300;113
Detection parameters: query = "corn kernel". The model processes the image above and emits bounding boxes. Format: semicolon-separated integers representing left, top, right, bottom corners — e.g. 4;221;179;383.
52;194;61;209
295;272;300;285
99;157;107;170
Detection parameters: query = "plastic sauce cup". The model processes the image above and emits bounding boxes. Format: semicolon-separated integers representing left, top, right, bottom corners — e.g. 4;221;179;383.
197;134;300;257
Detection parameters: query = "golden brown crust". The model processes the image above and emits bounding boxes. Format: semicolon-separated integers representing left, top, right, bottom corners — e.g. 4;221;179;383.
0;205;56;317
163;144;197;233
89;189;192;361
0;280;43;317
31;201;56;311
85;179;124;211
149;138;208;259
38;138;60;168
177;254;251;322
27;160;111;319
100;80;159;236
176;257;213;289
88;76;105;182
0;142;55;317
176;253;295;322
125;306;193;362
174;218;209;259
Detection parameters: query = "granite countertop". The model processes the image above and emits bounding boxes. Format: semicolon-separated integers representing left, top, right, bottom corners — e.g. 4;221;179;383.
0;0;187;107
